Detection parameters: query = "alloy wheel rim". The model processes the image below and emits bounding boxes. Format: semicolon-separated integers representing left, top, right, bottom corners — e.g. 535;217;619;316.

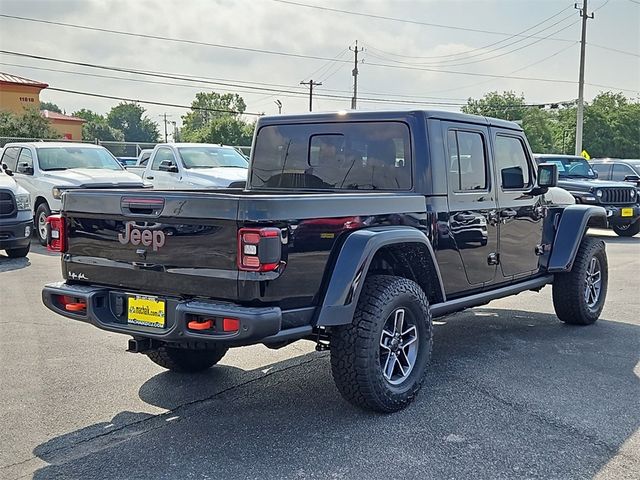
38;212;47;239
379;308;419;385
584;256;602;308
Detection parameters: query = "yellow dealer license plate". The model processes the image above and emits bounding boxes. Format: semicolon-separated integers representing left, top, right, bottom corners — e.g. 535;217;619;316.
128;295;166;328
621;208;633;217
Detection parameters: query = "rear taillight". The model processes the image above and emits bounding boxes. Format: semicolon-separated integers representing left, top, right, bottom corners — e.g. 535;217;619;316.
46;214;66;252
237;227;281;272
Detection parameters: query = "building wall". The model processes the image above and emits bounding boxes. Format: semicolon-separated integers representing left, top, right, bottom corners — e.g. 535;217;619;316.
49;119;83;141
0;84;43;113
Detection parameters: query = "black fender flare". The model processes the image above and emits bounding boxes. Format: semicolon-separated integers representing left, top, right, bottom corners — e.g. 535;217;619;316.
547;204;607;272
315;226;445;327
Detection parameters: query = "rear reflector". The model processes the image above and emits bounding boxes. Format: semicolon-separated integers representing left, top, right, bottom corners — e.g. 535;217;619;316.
222;318;240;332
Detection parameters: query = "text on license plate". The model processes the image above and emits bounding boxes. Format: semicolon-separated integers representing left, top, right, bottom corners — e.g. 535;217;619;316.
128;295;166;328
621;208;633;217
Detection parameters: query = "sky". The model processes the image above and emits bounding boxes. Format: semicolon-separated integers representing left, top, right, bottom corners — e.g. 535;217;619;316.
0;0;638;132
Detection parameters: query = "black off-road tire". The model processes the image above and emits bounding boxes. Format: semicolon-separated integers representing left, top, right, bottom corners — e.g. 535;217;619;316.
330;275;432;413
552;236;608;325
612;221;640;237
35;202;51;246
5;244;30;258
146;345;228;373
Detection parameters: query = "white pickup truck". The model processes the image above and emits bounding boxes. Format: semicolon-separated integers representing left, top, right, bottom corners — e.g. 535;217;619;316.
0;142;146;244
137;143;248;189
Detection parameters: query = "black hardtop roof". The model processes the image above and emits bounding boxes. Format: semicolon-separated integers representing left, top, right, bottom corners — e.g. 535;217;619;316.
257;109;522;131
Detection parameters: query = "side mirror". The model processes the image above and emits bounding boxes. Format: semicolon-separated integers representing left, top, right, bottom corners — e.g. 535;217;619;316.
1;163;13;176
624;174;640;182
158;160;178;173
16;162;34;175
537;163;558;188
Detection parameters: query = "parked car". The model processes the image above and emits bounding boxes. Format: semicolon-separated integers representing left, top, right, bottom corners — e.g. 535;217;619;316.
591;158;640;189
140;143;248;189
534;154;639;237
0;165;33;258
126;149;154;177
116;156;139;167
0;142;147;245
44;110;610;413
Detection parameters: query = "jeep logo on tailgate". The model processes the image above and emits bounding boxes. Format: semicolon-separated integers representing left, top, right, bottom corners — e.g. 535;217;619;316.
118;222;166;251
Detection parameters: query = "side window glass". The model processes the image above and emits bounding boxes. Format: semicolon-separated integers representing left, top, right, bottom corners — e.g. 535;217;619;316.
447;130;487;191
612;164;634;181
1;147;20;171
494;135;531;190
18;148;33;168
591;163;610;180
151;148;175;171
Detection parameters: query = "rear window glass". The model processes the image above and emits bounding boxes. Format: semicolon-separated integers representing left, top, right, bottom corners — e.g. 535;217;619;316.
250;122;412;190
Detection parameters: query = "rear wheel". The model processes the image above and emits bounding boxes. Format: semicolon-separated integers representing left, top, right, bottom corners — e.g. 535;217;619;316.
552;236;608;325
612;221;640;237
330;275;432;413
35;203;51;246
5;244;30;258
146;345;228;373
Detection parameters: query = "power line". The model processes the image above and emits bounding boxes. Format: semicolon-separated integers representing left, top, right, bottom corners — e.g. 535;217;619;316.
0;48;589;88
271;0;577;41
363;3;576;61
46;87;265;116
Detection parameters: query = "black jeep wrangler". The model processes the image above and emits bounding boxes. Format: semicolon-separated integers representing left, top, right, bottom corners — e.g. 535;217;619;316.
43;110;609;412
535;154;640;237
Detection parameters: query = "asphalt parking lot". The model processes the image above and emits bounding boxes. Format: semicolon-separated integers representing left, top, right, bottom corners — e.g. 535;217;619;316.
0;230;638;480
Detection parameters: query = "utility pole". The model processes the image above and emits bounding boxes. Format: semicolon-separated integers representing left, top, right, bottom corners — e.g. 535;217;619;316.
300;80;322;112
349;40;364;109
158;113;172;142
575;0;593;155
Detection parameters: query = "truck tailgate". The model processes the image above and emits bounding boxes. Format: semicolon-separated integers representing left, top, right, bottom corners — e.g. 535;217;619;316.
62;189;241;299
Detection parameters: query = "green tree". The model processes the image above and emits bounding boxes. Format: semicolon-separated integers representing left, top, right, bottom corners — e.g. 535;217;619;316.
181;92;254;145
462;91;528;121
522;107;555;153
0;108;58;138
39;101;62;113
582;93;639;158
183;116;254;145
106;102;159;142
72;109;125;142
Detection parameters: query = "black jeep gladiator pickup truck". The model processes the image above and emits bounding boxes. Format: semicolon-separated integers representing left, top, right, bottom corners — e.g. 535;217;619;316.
43;110;609;413
535;154;640;237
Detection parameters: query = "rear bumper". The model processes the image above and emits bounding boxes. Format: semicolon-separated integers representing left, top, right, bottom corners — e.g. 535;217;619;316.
42;282;311;346
603;204;640;225
0;216;33;249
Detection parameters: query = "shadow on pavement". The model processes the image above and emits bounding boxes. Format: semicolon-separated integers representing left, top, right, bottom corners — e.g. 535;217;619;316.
31;309;639;479
0;255;30;273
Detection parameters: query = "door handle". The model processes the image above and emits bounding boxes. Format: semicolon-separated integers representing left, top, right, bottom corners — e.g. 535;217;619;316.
146;176;154;180
500;209;518;218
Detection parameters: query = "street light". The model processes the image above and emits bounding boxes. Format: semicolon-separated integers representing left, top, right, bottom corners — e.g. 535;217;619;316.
275;100;282;114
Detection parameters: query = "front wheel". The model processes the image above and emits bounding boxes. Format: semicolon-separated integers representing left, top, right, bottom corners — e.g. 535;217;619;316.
330;275;432;413
146;345;228;372
612;221;640;237
35;203;51;246
552;236;608;325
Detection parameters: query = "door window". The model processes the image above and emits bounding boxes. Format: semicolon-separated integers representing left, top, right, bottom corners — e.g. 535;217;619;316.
151;148;176;171
447;130;488;191
591;163;611;180
17;148;33;169
1;147;20;171
494;135;532;190
611;163;636;181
